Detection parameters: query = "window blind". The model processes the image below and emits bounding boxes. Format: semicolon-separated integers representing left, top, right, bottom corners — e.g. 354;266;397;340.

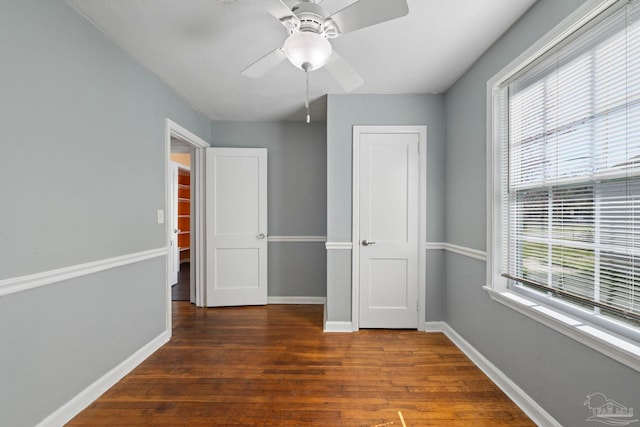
504;0;640;322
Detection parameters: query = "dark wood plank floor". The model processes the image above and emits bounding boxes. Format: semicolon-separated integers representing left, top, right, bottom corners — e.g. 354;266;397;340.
68;303;534;426
171;262;190;301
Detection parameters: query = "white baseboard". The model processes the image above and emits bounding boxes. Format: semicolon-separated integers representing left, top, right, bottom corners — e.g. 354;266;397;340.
424;321;447;332
267;296;326;305
324;321;354;332
37;330;170;427
321;305;353;332
34;315;557;425
439;323;560;427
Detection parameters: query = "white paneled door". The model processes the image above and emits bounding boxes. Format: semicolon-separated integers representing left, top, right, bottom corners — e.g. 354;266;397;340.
357;130;420;328
205;148;267;306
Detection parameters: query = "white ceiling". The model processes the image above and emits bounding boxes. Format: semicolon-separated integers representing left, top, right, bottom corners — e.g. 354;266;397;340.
67;0;536;121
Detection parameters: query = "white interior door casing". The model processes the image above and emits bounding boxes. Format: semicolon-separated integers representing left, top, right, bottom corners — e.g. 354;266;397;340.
205;148;267;306
353;126;426;329
166;118;209;337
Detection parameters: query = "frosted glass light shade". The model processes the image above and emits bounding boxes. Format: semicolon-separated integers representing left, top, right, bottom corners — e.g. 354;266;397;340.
282;32;332;71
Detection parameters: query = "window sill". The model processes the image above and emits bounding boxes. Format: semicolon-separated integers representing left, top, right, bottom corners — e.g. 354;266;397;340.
483;286;640;373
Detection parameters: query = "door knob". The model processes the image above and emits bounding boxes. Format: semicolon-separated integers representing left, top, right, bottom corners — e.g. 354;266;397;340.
361;239;376;246
258;233;266;239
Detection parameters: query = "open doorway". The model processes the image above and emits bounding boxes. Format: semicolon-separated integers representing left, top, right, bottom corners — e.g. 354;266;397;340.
165;119;208;335
169;144;192;302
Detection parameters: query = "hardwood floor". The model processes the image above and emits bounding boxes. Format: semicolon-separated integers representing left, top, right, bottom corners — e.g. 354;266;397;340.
68;303;534;426
171;262;190;301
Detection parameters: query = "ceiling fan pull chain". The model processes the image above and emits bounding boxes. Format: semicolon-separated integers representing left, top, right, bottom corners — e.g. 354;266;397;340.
304;64;311;123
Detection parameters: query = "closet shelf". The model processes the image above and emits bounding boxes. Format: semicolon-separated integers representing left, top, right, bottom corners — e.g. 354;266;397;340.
175;164;191;264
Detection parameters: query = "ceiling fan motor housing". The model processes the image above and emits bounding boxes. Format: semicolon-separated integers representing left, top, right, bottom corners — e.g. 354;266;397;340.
291;2;338;37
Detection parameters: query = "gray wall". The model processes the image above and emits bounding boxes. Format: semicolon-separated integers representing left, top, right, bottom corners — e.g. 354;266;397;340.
325;94;446;322
0;1;211;425
211;121;327;298
444;0;640;425
4;1;636;426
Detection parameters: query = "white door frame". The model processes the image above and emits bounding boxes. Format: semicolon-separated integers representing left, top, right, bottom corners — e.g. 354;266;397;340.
165;119;209;333
351;125;427;331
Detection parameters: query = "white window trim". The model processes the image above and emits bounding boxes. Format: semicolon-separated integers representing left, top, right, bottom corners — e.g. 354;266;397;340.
485;0;640;373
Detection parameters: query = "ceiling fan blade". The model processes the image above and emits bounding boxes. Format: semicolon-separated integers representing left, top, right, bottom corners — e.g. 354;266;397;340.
324;51;364;93
241;48;287;79
265;0;300;30
327;0;409;35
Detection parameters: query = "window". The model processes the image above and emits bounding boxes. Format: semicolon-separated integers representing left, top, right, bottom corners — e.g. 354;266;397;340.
488;0;640;370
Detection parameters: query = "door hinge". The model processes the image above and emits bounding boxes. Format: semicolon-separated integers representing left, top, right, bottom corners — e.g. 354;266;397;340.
416;300;419;311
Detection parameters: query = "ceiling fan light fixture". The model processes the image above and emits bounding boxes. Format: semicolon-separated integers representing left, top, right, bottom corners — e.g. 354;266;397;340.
282;32;332;71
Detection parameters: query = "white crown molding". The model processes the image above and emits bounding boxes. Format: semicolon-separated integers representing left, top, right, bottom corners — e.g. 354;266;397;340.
325;242;353;250
37;330;170;427
0;248;167;298
267;296;326;305
267;236;327;243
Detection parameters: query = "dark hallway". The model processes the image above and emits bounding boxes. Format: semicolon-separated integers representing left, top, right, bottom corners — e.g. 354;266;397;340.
171;262;190;301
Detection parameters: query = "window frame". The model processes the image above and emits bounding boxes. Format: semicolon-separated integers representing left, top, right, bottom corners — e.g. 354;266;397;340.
486;0;640;372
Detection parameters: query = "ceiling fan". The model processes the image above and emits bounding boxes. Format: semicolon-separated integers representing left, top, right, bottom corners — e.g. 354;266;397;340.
241;0;409;121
